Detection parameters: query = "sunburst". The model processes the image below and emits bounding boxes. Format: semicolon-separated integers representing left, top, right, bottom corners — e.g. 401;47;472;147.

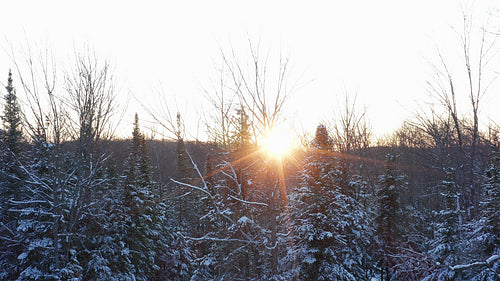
261;126;294;159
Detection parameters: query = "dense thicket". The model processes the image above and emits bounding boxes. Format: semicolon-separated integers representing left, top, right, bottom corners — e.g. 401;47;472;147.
2;111;499;280
2;29;500;280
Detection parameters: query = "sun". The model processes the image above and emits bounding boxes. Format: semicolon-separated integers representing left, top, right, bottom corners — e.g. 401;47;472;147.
261;127;294;159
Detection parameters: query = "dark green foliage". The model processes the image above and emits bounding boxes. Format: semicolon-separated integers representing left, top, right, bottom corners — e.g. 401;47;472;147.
174;112;201;231
13;140;86;280
304;124;335;188
423;169;461;280
376;155;400;244
375;154;402;280
481;151;500;253
2;70;22;156
1;61;499;280
440;169;460;255
0;70;24;280
1;69;23;199
458;150;500;281
176;112;192;181
116;113;163;280
292;124;373;280
124;113;153;191
157;233;193;281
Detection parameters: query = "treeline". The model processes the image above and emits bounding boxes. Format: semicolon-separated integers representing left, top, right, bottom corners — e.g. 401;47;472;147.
1;22;500;280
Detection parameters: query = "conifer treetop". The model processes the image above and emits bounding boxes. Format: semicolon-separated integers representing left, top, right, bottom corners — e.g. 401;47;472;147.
6;69;14;93
3;69;23;155
311;124;332;150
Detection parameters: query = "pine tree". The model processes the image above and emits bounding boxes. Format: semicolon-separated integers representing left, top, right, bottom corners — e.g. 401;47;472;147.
176;112;192;182
422;168;462;280
467;150;500;281
232;106;251;152
229;106;254;217
156;233;193;281
292;124;372;280
306;124;334;185
437;169;459;261
375;154;401;281
1;69;23;196
0;70;24;280
481;151;500;256
113;113;164;280
174;112;199;231
2;70;22;156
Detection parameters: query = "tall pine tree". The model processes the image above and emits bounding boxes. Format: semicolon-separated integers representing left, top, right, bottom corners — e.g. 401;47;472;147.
1;69;23;195
292;124;372;280
113;113;164;280
481;151;500;258
468;150;500;280
0;69;24;280
2;70;22;156
375;154;402;281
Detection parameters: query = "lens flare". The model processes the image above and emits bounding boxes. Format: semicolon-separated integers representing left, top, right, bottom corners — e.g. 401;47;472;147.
261;127;294;159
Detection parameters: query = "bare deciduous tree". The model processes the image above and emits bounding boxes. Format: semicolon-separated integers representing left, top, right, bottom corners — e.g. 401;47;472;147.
6;43;119;276
220;39;295;141
329;92;372;152
217;39;297;277
8;42;69;146
426;10;497;212
65;49;117;156
204;64;236;150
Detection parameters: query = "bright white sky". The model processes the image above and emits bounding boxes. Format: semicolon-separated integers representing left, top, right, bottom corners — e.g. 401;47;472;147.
1;0;499;141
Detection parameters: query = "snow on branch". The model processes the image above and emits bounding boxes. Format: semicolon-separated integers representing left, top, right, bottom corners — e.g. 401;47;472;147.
450;255;500;271
185;149;210;192
0;235;20;243
228;194;268;207
171;178;212;198
0;222;16;236
180;233;257;245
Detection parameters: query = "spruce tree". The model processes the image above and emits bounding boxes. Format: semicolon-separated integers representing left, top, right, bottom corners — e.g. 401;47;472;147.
114;113;163;280
481;151;500;256
468;150;500;281
438;169;459;262
292;124;372;280
174;112;198;231
424;168;462;280
2;69;22;156
176;112;192;181
1;69;23;196
375;154;401;281
0;70;24;280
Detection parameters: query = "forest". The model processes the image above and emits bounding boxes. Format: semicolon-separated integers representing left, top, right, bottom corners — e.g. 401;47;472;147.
1;12;500;281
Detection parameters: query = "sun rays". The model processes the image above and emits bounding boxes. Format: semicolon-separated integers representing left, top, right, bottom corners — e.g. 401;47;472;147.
260;126;295;160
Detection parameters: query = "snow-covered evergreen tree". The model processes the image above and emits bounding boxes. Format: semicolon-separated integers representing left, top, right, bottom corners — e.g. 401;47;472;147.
481;151;500;260
198;156;264;278
2;70;22;156
432;169;460;262
424;168;462;280
375;154;402;281
0;70;24;279
174;112;202;233
112;113;164;280
157;232;193;281
292;124;373;280
456;150;500;281
13;137;85;280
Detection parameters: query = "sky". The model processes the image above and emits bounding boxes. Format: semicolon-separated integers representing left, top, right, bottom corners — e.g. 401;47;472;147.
1;0;499;141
